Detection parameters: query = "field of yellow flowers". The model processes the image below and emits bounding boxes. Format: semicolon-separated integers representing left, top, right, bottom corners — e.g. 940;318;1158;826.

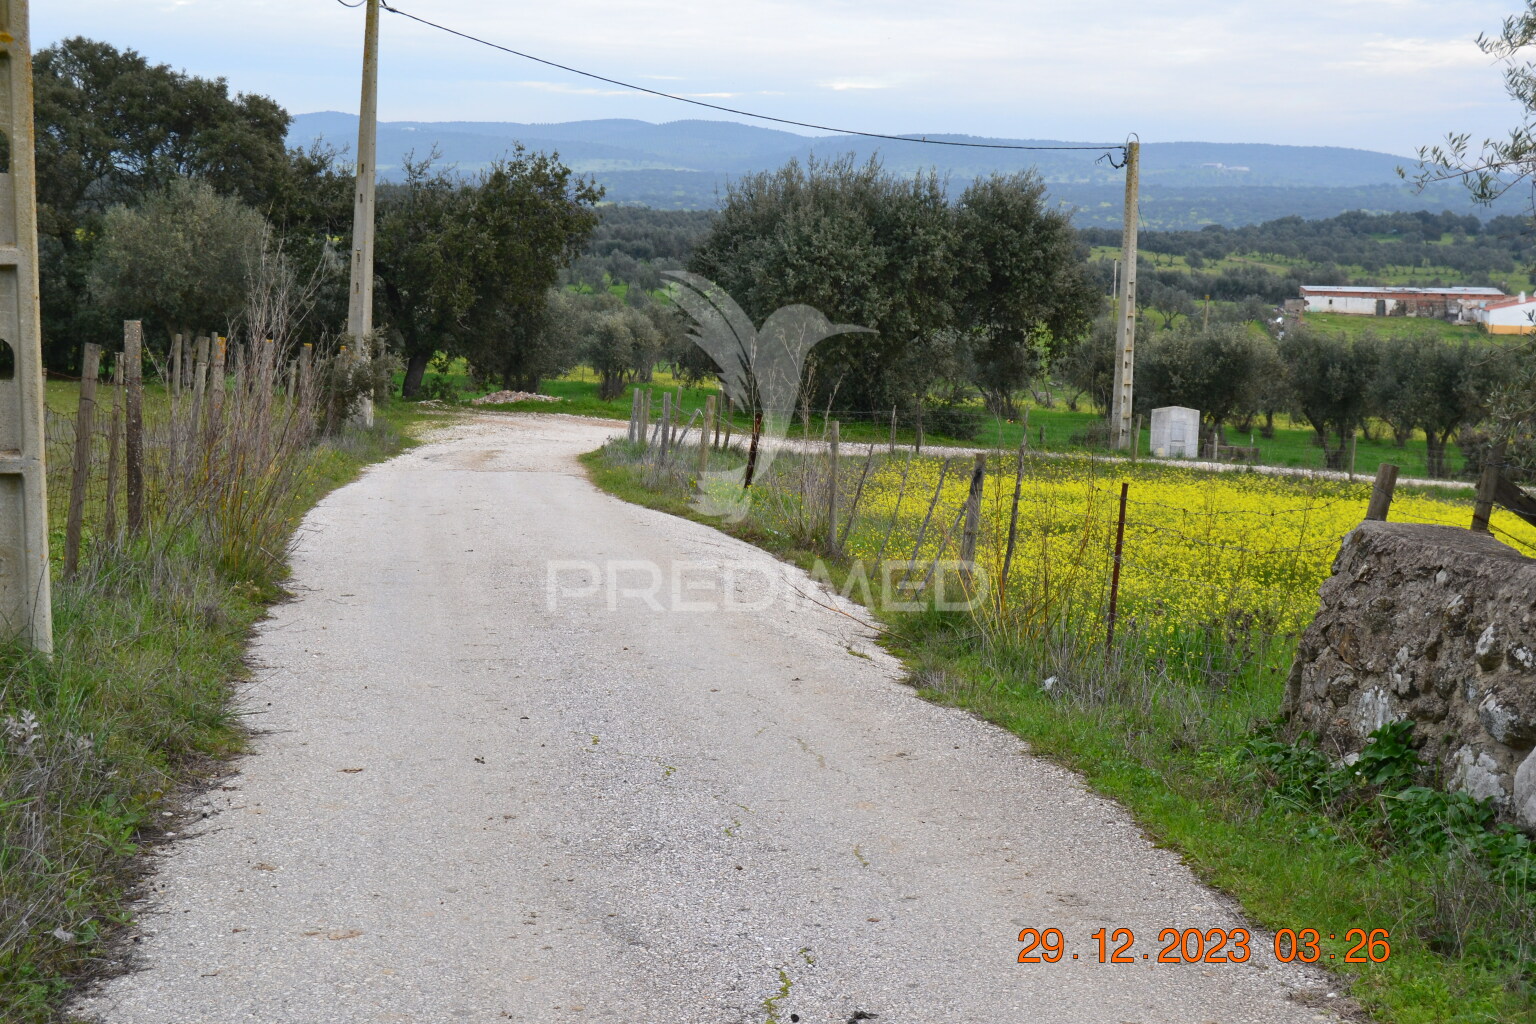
750;452;1536;657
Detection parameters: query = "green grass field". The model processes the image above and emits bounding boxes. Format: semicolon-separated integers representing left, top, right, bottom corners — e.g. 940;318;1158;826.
1089;244;1536;296
424;365;1466;483
1300;311;1488;344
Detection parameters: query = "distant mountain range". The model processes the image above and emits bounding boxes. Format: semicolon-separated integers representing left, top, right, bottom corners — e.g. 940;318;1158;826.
289;113;1529;229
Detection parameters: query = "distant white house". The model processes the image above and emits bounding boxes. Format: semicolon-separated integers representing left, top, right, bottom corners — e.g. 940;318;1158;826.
1299;285;1506;322
1472;292;1536;335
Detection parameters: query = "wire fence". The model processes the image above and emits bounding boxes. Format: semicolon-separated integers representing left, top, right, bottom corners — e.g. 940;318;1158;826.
613;401;1536;690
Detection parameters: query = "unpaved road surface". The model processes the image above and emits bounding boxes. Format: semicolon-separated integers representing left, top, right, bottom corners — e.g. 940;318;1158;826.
77;413;1340;1024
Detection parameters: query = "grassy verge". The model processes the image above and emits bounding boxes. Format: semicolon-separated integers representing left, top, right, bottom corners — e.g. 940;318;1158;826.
0;401;430;1022
580;441;1535;1024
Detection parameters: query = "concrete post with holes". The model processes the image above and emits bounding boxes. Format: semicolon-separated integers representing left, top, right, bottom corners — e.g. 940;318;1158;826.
0;0;51;650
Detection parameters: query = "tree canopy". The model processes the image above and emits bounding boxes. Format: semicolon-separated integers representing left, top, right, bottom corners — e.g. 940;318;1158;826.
687;156;1096;417
374;151;603;396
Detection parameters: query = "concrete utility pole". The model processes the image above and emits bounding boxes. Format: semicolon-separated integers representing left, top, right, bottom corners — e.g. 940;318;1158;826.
345;0;381;428
0;0;52;653
1108;139;1140;450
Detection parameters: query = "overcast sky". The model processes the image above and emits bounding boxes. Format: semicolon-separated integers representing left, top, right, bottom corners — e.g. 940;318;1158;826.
32;0;1532;156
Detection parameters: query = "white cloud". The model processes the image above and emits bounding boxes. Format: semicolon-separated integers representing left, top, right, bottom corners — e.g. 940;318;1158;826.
820;79;891;91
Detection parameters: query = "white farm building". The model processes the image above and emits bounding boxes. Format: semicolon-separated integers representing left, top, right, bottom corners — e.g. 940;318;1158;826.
1472;292;1536;335
1299;285;1506;322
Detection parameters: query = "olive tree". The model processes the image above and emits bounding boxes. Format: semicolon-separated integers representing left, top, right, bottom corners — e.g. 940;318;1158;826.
688;155;957;415
87;177;267;345
1279;327;1377;469
952;172;1097;419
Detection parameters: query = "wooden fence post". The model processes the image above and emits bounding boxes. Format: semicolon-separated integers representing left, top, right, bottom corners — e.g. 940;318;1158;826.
1000;438;1027;596
170;333;183;397
1365;463;1399;522
721;398;733;450
104;360;122;540
1471;442;1505;534
627;388;639;444
638;390;651;450
191;337;209;429
827;420;841;556
123;320;144;535
699;395;715;478
211;335;227;414
660;392;672;458
743;411;764;488
64;343;101;575
1020;407;1030;450
1106;481;1130;650
960;452;986;582
301;342;314;403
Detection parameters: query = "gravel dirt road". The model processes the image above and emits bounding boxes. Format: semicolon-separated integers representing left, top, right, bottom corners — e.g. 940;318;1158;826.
76;413;1341;1024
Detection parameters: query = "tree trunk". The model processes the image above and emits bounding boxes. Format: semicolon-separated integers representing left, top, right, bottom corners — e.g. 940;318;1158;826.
1426;433;1448;479
982;387;1017;422
402;351;430;398
1324;429;1347;470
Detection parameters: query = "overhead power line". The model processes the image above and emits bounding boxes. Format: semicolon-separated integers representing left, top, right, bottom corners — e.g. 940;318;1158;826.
340;0;1127;162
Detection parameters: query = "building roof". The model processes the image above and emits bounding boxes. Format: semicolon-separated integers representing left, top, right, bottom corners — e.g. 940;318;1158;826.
1479;294;1536;310
1299;285;1506;297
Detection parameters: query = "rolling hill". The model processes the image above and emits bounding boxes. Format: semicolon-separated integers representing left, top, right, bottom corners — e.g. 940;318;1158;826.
289;113;1528;228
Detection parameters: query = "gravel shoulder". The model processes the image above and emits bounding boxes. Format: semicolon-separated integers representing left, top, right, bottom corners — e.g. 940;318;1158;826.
74;412;1342;1024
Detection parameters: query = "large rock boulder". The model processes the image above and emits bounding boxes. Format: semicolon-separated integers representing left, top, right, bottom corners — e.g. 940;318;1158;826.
1283;521;1536;829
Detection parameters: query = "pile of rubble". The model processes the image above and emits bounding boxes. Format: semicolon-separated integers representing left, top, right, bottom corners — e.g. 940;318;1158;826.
471;390;561;405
